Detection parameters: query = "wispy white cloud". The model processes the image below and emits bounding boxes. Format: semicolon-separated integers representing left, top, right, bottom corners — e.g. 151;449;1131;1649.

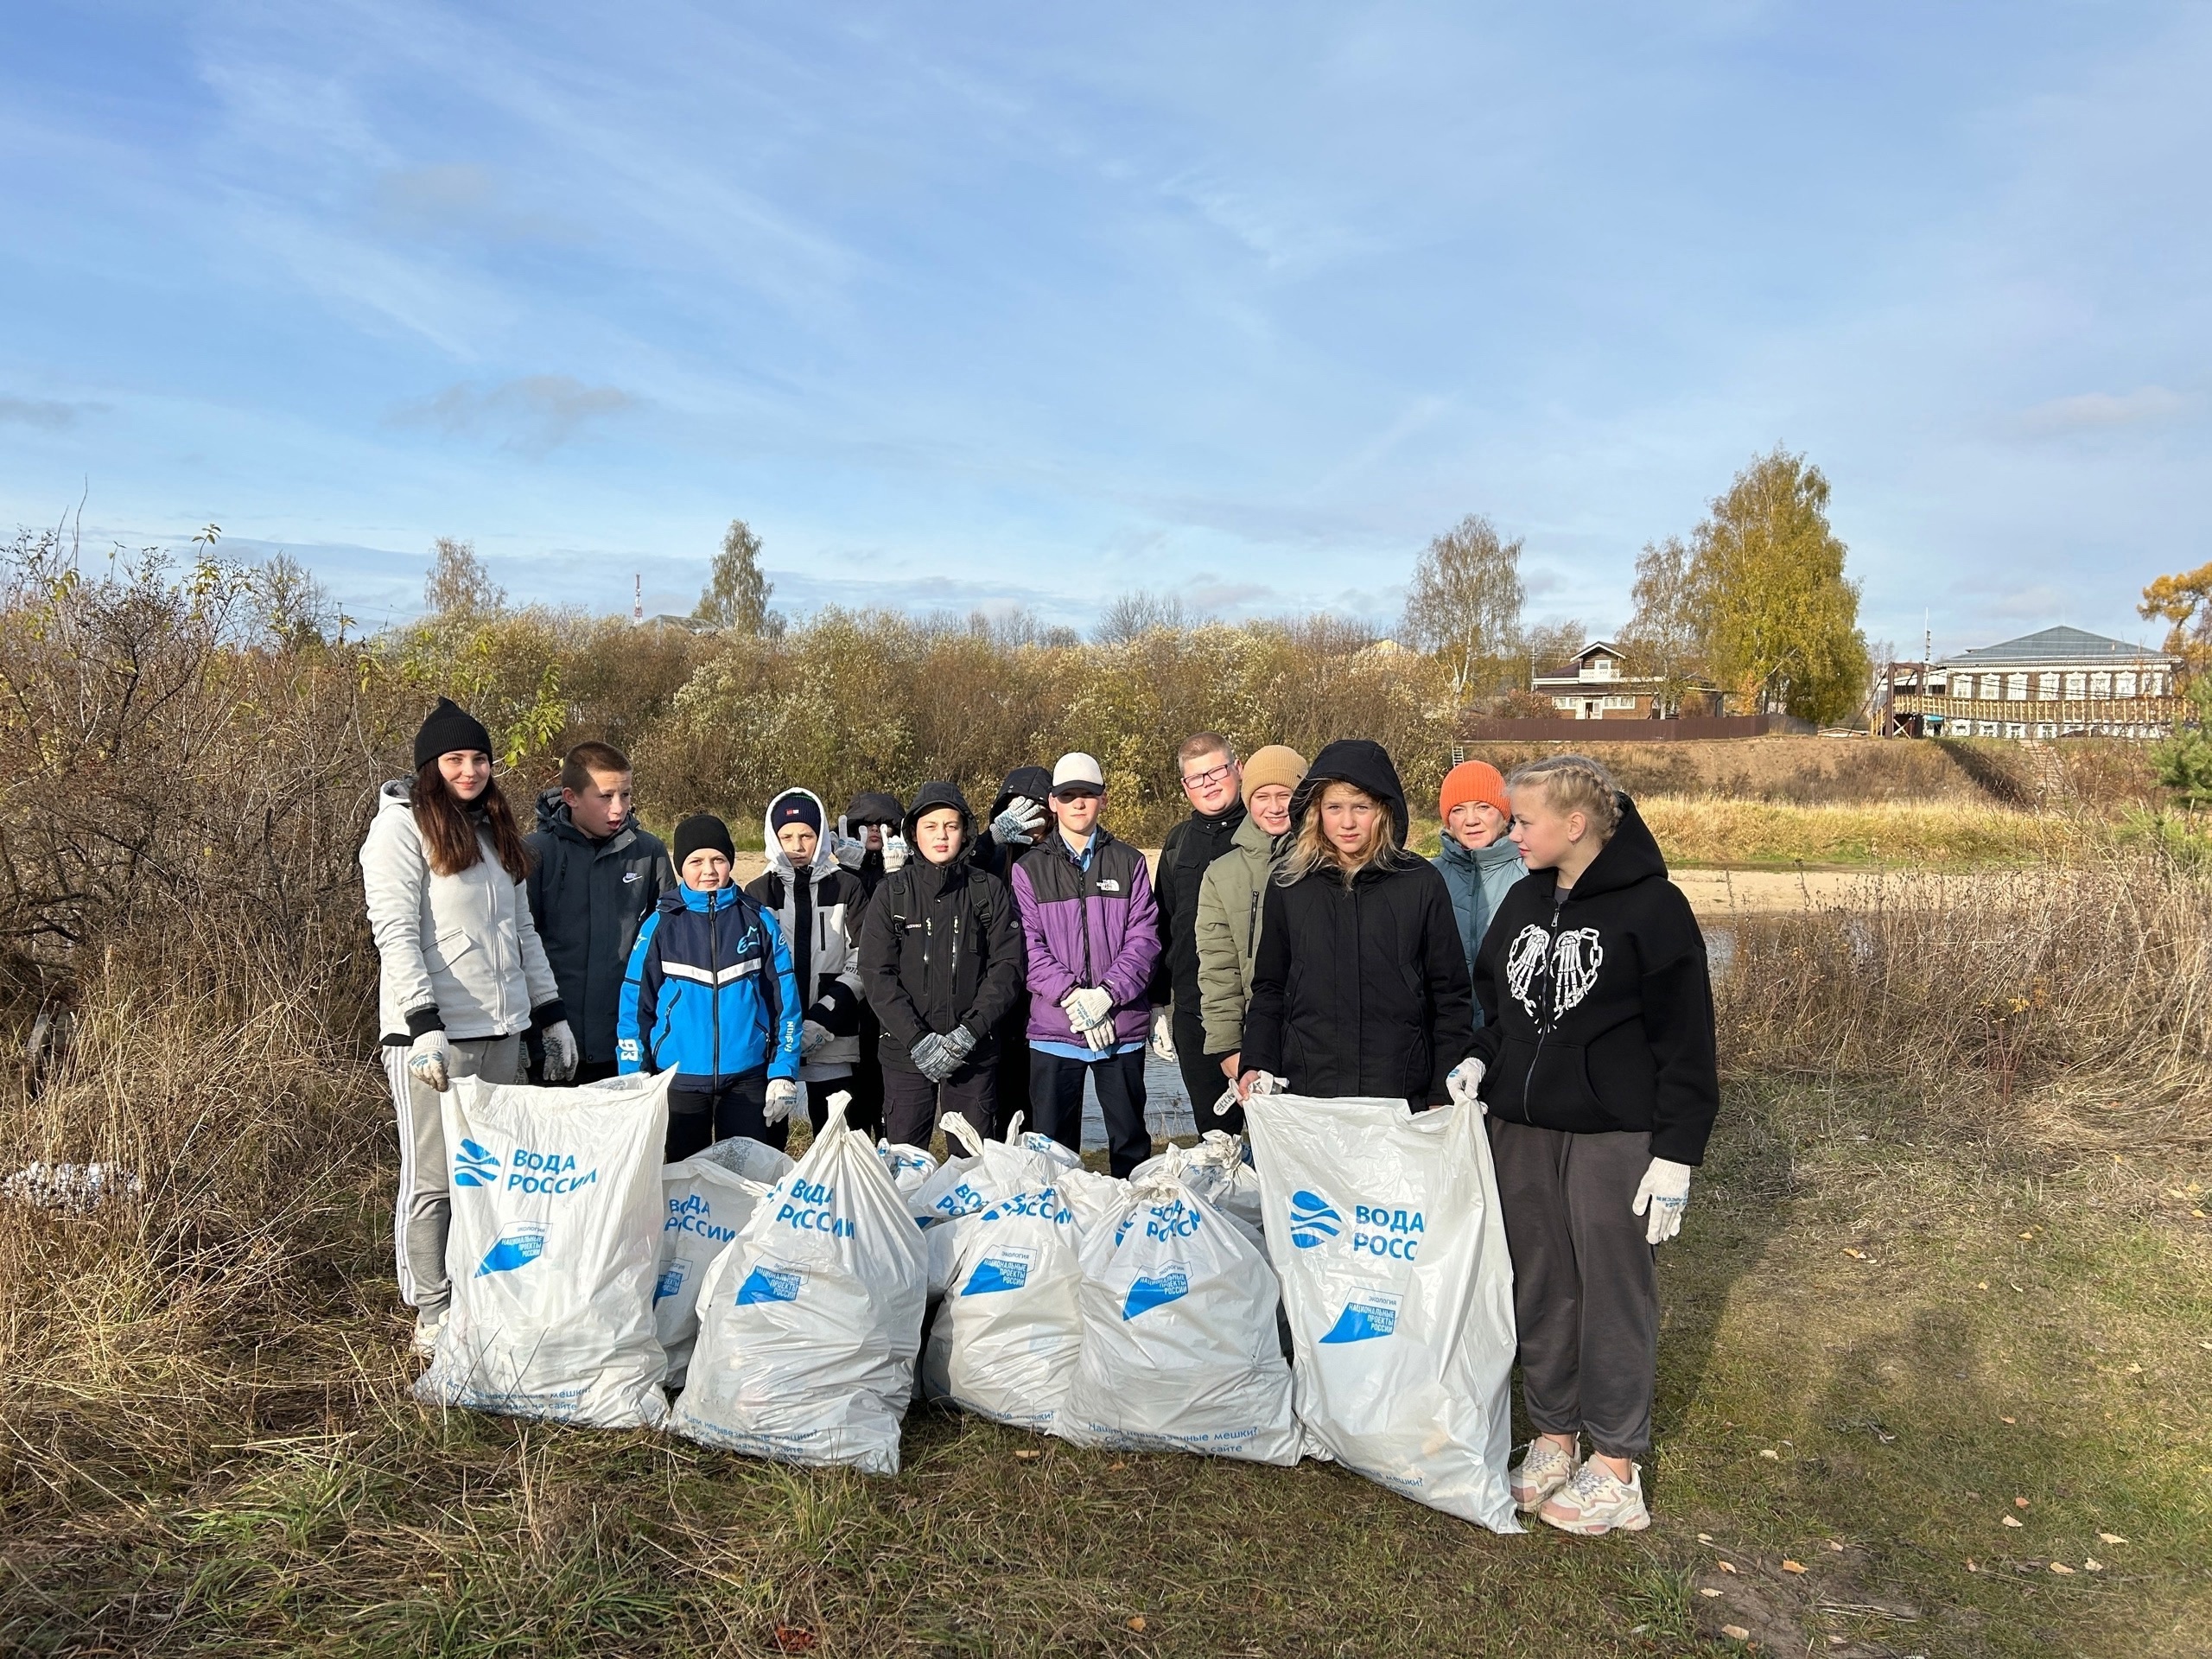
2013;385;2190;436
391;375;637;454
0;396;93;429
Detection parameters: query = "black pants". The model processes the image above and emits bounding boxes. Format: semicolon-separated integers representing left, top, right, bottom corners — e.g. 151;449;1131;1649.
1487;1119;1658;1462
1174;1009;1242;1135
806;1077;880;1141
993;1009;1033;1140
1030;1047;1151;1178
525;1043;622;1087
881;1060;997;1153
666;1071;788;1163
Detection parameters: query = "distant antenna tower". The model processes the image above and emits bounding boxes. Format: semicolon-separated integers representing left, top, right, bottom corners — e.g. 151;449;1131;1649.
633;573;644;626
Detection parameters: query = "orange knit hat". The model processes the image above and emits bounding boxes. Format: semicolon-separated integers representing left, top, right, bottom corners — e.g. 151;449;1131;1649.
1439;760;1510;821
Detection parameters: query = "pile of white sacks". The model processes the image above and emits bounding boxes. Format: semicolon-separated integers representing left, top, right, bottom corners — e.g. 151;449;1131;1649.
415;1072;1520;1530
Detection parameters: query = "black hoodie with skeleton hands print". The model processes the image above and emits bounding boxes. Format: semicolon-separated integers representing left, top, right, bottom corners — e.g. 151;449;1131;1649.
1464;793;1720;1166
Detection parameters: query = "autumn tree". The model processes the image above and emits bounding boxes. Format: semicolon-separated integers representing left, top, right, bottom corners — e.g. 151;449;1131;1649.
694;518;781;635
1618;536;1707;715
1688;448;1868;724
2139;561;2212;675
1402;513;1526;701
424;536;504;620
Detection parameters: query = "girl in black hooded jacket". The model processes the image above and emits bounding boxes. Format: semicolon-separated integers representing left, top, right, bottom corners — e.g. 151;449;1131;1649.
1237;740;1476;1111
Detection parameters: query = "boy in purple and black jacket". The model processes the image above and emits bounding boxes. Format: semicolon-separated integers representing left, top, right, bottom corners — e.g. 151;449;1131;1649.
1009;752;1162;1175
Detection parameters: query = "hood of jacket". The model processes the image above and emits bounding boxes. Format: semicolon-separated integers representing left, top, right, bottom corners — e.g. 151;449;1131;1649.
843;789;904;830
989;765;1053;820
902;781;977;892
1524;792;1668;905
1288;739;1409;847
1438;833;1525;879
762;787;837;882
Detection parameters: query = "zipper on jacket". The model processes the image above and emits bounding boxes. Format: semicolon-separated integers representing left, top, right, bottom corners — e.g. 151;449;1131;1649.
709;892;721;1082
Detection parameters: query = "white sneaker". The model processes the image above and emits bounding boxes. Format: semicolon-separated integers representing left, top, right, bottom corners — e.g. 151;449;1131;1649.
410;1313;446;1358
1510;1436;1580;1512
1539;1457;1650;1535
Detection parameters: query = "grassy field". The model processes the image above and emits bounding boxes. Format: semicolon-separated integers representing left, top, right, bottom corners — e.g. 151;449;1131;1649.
1636;797;2088;869
3;1071;2206;1657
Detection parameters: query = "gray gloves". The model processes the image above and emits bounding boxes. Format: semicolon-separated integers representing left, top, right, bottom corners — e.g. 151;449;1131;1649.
912;1025;977;1084
801;1020;836;1056
539;1020;578;1084
406;1029;451;1093
989;798;1046;847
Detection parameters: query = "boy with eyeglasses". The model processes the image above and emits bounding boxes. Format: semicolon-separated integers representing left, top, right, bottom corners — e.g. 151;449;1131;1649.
1147;731;1246;1126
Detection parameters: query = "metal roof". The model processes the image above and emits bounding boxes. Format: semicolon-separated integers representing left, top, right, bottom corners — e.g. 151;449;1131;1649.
1936;626;2176;669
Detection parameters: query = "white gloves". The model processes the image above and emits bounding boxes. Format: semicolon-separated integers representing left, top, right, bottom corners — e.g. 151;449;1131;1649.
1631;1157;1695;1244
829;832;866;872
1149;1007;1177;1062
880;834;909;873
1062;987;1113;1030
1212;1084;1243;1120
764;1077;802;1124
800;1019;836;1056
1241;1071;1285;1098
540;1020;578;1084
406;1029;451;1093
1446;1057;1484;1113
989;798;1047;847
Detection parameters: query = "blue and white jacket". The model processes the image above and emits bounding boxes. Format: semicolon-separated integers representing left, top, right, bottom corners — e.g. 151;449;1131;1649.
617;884;804;1089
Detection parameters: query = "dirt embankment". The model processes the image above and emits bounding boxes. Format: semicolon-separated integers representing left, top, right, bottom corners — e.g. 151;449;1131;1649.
1454;734;2159;811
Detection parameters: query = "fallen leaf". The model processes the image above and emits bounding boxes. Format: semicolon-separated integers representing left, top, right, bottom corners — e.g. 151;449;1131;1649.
1842;1248;1866;1259
1782;1560;1807;1573
1827;1540;1845;1551
2019;1230;2035;1239
2084;1558;2104;1572
1108;1461;1127;1471
2000;1416;2016;1424
1698;1532;1714;1544
1758;1448;1781;1460
1700;1586;1723;1598
2015;1496;2032;1508
1014;1449;1043;1461
2098;1532;2128;1544
1721;1626;1751;1642
2126;1363;2144;1374
1718;1560;1738;1573
1977;1281;1989;1289
772;1628;817;1654
1967;1559;1980;1572
1126;1616;1147;1632
2003;1516;2024;1529
2049;1561;2075;1575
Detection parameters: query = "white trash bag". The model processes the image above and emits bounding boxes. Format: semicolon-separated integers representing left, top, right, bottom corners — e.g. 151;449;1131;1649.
1130;1131;1263;1238
655;1154;779;1389
906;1114;993;1299
877;1140;938;1202
417;1071;672;1429
1244;1094;1521;1531
920;1180;1084;1431
669;1094;928;1474
1059;1176;1300;1465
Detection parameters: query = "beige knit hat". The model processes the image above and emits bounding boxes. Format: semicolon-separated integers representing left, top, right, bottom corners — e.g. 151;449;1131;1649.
1241;744;1308;802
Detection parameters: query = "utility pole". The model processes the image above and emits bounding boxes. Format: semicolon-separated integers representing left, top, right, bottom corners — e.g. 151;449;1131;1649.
632;573;643;626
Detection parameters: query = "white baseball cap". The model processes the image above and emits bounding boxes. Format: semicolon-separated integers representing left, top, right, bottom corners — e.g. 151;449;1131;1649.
1050;752;1106;796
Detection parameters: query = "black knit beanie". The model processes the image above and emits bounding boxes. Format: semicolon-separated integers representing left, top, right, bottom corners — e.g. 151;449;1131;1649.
672;813;735;868
414;697;493;770
769;791;822;836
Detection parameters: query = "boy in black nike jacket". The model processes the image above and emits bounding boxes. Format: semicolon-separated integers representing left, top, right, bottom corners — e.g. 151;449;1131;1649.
1465;753;1718;1536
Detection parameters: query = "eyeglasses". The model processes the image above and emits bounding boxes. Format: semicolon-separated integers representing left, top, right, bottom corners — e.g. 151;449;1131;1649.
1180;760;1236;792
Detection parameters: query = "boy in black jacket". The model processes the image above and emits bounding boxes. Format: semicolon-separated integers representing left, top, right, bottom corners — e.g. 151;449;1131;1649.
1465;753;1718;1536
855;781;1026;1150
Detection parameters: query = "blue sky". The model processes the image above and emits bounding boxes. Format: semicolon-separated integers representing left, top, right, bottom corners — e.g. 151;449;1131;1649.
2;3;2205;655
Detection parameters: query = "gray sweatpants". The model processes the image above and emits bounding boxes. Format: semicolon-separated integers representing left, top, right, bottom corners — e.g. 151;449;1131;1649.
383;1035;521;1319
1487;1119;1659;1462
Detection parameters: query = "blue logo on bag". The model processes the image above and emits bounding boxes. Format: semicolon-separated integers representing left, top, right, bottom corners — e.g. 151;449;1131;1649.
1289;1190;1341;1249
475;1221;549;1277
735;1264;801;1305
453;1138;500;1188
961;1249;1033;1296
653;1262;686;1304
1122;1267;1189;1320
1319;1287;1401;1344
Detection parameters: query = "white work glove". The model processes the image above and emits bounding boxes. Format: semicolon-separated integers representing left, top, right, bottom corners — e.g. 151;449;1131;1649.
1062;987;1113;1031
1631;1157;1695;1244
800;1019;836;1056
1241;1070;1285;1099
989;797;1047;847
764;1077;802;1124
406;1029;451;1093
1079;1016;1115;1053
880;834;909;873
1212;1084;1243;1120
829;832;866;872
1446;1057;1485;1114
539;1020;578;1084
1149;1007;1177;1062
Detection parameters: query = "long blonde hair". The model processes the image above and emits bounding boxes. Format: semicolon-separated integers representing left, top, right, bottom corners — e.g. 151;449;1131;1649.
1277;780;1407;888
